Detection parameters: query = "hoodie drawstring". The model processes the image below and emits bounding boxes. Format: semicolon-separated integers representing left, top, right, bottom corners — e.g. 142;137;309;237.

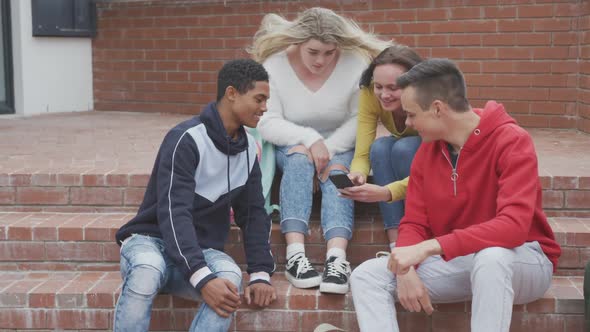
246;148;251;230
226;134;252;227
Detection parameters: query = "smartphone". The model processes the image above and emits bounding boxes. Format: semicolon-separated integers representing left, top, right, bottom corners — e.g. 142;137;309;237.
329;173;355;189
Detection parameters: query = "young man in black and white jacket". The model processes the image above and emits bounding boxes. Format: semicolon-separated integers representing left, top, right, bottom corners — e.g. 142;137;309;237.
113;59;275;332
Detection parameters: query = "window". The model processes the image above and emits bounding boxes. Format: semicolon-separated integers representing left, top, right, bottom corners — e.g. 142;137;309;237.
31;0;96;37
0;0;13;114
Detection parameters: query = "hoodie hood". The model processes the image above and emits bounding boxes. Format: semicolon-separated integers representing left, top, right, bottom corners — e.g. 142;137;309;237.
200;102;249;155
457;101;517;152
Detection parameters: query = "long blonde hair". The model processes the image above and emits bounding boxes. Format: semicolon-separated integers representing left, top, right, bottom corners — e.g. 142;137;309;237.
248;7;392;63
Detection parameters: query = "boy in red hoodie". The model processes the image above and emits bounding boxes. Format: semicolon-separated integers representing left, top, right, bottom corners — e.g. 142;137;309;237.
350;59;561;332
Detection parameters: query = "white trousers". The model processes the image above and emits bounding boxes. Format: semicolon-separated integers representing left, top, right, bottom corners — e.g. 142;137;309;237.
350;242;553;332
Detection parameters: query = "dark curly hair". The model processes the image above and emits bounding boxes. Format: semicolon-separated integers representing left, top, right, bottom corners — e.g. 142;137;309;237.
216;59;269;102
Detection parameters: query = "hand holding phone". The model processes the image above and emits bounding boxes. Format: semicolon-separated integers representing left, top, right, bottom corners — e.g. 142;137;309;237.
329;173;355;189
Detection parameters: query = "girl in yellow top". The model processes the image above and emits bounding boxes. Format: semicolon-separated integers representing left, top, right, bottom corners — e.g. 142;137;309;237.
341;45;423;248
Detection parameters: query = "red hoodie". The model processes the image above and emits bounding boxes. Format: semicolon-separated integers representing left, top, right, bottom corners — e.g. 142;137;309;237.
397;101;561;270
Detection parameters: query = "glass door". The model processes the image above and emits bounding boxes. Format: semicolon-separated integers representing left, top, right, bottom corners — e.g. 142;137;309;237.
0;0;13;114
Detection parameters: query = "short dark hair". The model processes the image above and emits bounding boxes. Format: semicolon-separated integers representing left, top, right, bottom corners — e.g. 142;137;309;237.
216;59;269;102
359;44;423;88
396;58;470;112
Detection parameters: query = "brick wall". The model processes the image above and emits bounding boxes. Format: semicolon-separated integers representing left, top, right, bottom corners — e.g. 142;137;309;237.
578;1;590;133
93;0;586;131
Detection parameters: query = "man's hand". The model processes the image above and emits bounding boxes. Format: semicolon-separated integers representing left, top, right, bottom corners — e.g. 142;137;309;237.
244;283;277;308
200;278;241;318
348;171;366;186
338;183;391;202
388;239;442;275
396;267;434;315
309;140;330;174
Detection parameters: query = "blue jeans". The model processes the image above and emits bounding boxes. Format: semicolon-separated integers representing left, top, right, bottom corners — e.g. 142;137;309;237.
369;136;421;229
276;145;354;240
113;234;242;332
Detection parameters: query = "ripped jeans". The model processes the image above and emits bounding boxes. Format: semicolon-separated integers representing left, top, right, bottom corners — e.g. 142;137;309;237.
113;234;242;332
275;145;354;241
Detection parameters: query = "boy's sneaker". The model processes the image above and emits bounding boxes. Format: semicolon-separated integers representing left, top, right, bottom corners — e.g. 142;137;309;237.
285;252;321;288
319;256;351;294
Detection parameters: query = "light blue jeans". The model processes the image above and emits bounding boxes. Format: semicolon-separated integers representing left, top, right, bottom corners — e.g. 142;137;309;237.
276;145;354;240
113;234;242;332
350;242;553;332
369;136;421;229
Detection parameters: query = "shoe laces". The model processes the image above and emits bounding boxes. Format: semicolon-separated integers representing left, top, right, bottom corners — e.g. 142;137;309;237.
289;252;314;276
325;257;351;278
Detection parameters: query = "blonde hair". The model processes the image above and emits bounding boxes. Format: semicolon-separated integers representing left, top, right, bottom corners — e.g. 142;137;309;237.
248;7;392;63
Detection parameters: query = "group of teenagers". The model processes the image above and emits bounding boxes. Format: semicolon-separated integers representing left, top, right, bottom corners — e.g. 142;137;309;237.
112;7;562;332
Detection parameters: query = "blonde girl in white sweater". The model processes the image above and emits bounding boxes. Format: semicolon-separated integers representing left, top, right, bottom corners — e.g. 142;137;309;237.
249;7;390;294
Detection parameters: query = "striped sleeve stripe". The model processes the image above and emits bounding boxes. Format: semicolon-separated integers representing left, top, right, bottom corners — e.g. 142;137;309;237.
189;266;214;287
168;130;191;271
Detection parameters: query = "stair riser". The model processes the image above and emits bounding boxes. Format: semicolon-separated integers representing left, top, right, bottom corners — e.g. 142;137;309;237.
0;242;586;274
1;182;590;213
0;309;583;332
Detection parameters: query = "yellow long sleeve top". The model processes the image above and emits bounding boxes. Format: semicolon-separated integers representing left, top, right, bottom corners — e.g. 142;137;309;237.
350;87;419;202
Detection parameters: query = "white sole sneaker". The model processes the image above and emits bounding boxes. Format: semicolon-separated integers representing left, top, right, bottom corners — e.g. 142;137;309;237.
285;271;322;288
319;281;349;294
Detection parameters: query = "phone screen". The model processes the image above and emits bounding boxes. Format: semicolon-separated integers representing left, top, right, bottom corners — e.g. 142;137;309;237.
329;174;355;189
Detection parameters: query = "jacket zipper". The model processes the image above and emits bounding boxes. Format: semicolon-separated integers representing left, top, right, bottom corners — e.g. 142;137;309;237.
441;147;461;196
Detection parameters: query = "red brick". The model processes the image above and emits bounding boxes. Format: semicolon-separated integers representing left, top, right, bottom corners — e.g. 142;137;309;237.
416;35;448;47
123;187;145;206
416;8;448;21
485;7;517;18
518;5;554;18
579;178;590;190
432;20;496;33
372;23;401;35
499;20;534;32
558;247;580;268
0;187;15;204
482;34;516;46
552;177;579;190
0;242;45;261
510;313;566;331
105;174;128;187
288;288;317;310
45;243;104;261
70;187;123;206
565;191;590;209
10;174;32;186
56;174;82;186
46;309;110;329
431;312;470;332
449;35;481;46
0;309;46;329
516;33;551;46
16;187;69;205
235;311;299;331
534;18;572;31
450;7;482;19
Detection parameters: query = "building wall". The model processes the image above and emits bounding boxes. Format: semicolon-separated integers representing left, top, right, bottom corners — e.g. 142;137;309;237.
578;1;590;133
94;0;583;130
10;0;93;116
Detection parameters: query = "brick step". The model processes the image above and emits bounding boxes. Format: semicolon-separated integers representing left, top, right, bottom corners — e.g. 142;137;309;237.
1;171;590;217
0;213;588;275
0;271;583;331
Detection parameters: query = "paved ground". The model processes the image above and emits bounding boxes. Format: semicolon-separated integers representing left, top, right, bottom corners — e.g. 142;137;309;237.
0;111;589;177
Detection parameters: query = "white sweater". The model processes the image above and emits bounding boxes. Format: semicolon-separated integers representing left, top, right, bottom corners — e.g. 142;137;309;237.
258;50;366;158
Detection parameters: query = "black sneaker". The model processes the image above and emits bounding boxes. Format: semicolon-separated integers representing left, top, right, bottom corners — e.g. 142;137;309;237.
285;252;321;288
319;256;351;294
